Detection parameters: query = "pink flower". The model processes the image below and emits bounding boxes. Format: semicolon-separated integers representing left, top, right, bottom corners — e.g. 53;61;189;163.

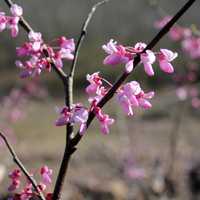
102;39;129;65
7;16;20;37
93;106;114;135
86;72;102;95
182;37;200;59
136;90;155;109
58;37;75;52
10;4;23;17
141;50;156;76
8;169;21;191
158;49;178;73
0;12;7;32
71;105;88;134
55;104;88;134
40;166;52;185
55;106;71;126
169;26;191;41
176;87;188;101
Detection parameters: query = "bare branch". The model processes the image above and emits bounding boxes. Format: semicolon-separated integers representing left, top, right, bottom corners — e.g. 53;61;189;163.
0;132;45;200
69;0;110;77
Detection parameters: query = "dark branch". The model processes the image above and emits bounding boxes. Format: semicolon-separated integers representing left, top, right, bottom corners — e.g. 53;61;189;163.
0;132;45;200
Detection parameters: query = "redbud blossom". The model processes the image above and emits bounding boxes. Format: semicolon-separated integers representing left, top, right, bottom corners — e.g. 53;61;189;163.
140;50;156;76
102;39;129;65
86;72;102;95
55;104;88;134
93;106;115;134
40;166;53;185
10;4;23;17
8;169;21;191
117;81;154;115
158;49;178;73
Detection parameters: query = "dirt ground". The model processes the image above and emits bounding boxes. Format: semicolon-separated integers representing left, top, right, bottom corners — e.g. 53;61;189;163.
1;88;200;199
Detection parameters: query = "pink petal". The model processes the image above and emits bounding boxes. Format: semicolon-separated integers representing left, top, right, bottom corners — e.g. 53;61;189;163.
159;60;174;73
143;62;154;76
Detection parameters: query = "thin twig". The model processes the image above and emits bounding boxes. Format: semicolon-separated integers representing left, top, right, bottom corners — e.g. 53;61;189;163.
0;132;45;200
71;0;197;147
69;0;109;77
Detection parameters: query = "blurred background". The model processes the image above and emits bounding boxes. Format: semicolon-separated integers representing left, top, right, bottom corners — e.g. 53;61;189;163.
0;0;200;199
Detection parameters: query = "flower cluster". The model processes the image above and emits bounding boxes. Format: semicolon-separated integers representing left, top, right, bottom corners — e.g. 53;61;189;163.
0;4;23;37
55;104;89;134
117;81;154;116
55;72;155;135
102;39;178;76
8;166;52;200
16;32;75;78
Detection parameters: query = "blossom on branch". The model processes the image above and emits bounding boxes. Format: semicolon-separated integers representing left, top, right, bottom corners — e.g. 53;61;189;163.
102;39;178;76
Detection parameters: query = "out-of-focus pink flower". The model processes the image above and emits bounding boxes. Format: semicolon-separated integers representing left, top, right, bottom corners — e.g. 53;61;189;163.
136;90;155;109
0;12;7;32
141;50;156;76
182;37;200;59
158;49;178;73
154;16;172;29
40;166;53;185
176;87;188;101
125;167;146;180
117;81;154;115
55;104;89;134
169;26;192;41
191;97;200;109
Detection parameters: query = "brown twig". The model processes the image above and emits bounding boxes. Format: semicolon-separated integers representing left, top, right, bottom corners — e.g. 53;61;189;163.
4;0;68;83
0;132;45;200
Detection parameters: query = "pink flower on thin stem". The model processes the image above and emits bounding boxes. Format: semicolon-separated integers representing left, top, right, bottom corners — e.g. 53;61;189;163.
136;90;155;109
158;49;178;73
93;106;114;135
55;106;71;126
